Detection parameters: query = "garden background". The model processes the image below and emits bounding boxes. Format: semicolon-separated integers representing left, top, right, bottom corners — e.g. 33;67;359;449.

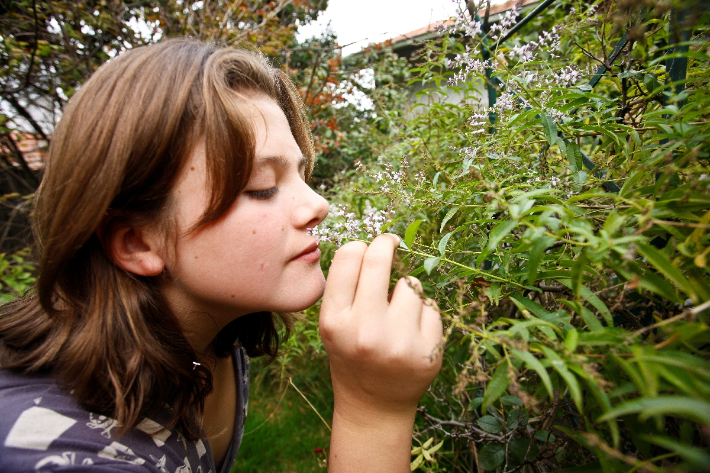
1;0;709;472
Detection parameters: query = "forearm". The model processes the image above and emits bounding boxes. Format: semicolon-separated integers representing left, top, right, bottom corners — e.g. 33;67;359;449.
328;405;415;472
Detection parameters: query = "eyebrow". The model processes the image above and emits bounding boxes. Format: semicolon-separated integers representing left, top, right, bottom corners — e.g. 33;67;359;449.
254;155;307;172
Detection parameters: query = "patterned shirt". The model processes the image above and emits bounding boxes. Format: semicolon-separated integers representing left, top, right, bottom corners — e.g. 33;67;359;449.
0;349;249;473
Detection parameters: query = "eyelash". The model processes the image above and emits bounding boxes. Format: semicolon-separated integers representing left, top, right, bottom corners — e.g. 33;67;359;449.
247;187;278;200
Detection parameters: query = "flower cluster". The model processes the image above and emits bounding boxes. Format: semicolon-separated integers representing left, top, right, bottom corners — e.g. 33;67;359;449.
550;65;584;88
543;106;566;123
488;3;521;41
358;156;409;194
465;90;522;134
493;91;517;115
309;201;393;245
448;48;488;86
437;0;483;37
467;111;490;134
510;25;562;63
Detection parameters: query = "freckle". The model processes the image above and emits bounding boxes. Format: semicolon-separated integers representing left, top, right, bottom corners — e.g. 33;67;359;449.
191;166;195;171
252;230;256;234
281;225;285;232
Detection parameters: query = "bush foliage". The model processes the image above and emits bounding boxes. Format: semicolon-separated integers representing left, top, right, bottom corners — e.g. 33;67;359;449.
315;0;710;471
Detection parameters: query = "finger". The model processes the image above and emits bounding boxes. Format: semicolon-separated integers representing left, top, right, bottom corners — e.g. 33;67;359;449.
321;241;368;316
352;234;401;312
388;276;425;328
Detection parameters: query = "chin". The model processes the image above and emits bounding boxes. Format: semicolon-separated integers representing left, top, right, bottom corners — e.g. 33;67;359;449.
278;275;326;313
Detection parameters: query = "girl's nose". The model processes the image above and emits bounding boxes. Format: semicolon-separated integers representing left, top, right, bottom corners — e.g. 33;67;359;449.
294;180;329;229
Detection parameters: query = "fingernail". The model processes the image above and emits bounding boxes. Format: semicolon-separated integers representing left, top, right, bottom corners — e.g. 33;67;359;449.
384;233;401;245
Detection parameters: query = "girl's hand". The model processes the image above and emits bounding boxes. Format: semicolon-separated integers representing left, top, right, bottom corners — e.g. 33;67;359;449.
320;233;443;472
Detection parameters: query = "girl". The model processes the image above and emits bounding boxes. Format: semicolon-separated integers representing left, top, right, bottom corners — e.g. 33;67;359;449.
0;39;442;472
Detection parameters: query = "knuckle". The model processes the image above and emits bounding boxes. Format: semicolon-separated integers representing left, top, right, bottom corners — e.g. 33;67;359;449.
318;312;343;339
352;331;379;356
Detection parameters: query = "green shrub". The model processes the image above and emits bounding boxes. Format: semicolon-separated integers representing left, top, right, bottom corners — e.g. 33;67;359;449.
318;1;710;471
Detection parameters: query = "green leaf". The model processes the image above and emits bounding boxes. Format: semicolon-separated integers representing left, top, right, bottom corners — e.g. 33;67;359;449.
500;395;522;406
558;280;613;326
555;136;567;157
423;257;441;275
404;220;423;249
482;363;511;411
477;415;503;433
428;439;444;455
577;286;613;327
540;346;583;411
508;294;543;317
440;206;460;232
469;397;484;411
583;378;620;447
534;430;555;443
379;216;402;234
566;141;584;173
642;435;710;469
634;351;710;382
483;282;502;305
478;442;506;470
438;231;454;256
574;170;588;184
637;242;695;300
613;262;682;304
570;251;587;299
541;114;557;146
597;396;710;424
410;453;424;471
509;437;539;465
643;73;663;94
564;328;579;352
512;348;554;399
560;300;604;332
488;220;518;252
506;408;529;430
527;235;555;285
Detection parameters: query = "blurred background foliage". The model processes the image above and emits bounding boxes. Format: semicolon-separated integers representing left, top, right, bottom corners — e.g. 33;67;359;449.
2;0;710;472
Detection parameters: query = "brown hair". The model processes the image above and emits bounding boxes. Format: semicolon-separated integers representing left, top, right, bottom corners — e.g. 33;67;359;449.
0;39;314;438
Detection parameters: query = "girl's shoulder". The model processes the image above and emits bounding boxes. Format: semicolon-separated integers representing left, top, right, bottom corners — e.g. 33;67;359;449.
0;369;216;473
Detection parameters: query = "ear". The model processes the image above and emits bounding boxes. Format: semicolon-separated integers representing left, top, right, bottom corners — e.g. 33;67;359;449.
103;223;165;277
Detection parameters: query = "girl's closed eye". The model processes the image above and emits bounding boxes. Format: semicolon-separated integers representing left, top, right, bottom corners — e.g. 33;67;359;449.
247;187;278;200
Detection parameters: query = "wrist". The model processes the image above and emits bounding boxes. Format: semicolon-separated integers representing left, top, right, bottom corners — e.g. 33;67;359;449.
329;405;415;473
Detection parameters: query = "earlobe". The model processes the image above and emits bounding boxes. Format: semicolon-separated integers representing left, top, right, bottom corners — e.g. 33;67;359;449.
104;225;165;277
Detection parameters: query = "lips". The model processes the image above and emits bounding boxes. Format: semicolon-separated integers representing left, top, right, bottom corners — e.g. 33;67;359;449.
291;242;321;262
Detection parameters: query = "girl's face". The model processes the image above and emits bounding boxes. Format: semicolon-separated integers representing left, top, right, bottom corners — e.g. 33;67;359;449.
157;95;329;335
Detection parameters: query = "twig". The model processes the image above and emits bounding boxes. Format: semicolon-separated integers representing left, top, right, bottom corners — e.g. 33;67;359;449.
633;299;710;336
418;408;505;441
652;219;710;229
289;377;331;431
